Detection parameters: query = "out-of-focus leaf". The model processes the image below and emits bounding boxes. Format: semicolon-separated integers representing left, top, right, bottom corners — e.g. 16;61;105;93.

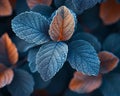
13;36;37;52
7;69;34;96
98;51;119;74
0;0;12;16
33;72;51;89
0;33;18;65
100;0;120;25
69;72;102;93
100;73;120;96
31;4;53;18
71;32;101;52
26;0;52;9
12;11;50;45
28;47;39;73
65;0;102;14
103;33;120;58
68;40;100;75
0;64;14;88
36;42;68;81
49;6;76;41
54;0;65;8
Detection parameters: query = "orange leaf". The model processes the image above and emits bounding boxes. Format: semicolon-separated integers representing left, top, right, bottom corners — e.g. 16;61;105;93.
98;51;119;74
100;0;120;25
0;64;14;88
69;72;102;93
0;0;12;16
26;0;52;9
0;33;18;65
49;6;75;41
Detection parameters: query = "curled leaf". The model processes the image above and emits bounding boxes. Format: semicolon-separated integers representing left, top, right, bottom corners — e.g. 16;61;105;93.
49;6;76;41
0;64;14;88
27;0;52;9
100;0;120;25
69;72;102;93
0;0;12;16
98;51;119;74
0;33;18;65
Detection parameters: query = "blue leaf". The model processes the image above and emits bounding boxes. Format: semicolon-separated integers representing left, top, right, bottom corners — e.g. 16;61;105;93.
100;73;120;96
68;40;100;75
103;33;120;58
36;42;68;81
13;36;37;52
65;0;102;14
12;11;50;45
71;32;101;52
28;47;40;73
7;69;34;96
31;4;54;18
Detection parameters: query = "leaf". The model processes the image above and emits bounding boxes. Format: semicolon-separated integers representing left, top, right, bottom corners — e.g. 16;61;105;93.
68;40;100;75
0;0;12;16
49;6;76;41
13;36;37;52
36;42;68;81
100;0;120;25
31;4;53;18
7;69;34;96
98;51;119;74
103;33;120;58
65;0;102;14
71;32;101;52
0;64;14;88
0;33;18;65
100;73;120;96
12;11;50;45
69;72;102;93
28;47;40;73
27;0;52;9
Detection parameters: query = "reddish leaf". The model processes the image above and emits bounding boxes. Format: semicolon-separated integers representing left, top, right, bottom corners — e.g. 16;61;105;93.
49;6;75;41
0;33;18;65
27;0;52;9
0;64;14;88
69;72;102;93
0;0;12;16
98;51;119;74
100;0;120;25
